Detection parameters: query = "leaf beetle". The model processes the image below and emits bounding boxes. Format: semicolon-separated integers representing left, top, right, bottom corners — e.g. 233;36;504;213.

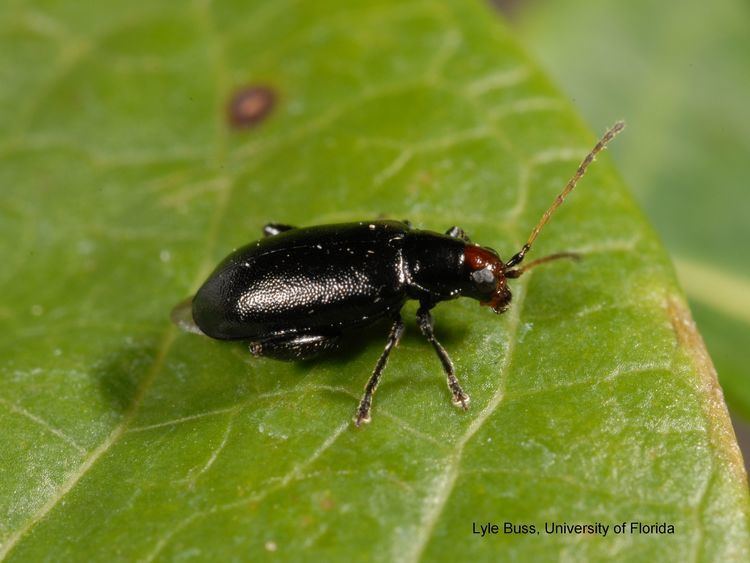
172;122;624;426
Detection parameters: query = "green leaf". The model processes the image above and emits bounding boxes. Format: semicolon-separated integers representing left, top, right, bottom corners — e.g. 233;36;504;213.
514;0;750;419
1;0;747;560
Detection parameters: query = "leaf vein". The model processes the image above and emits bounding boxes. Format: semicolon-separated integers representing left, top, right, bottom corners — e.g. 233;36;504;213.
0;398;86;455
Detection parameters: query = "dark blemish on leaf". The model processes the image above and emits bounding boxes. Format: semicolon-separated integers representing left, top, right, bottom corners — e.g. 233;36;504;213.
227;85;277;129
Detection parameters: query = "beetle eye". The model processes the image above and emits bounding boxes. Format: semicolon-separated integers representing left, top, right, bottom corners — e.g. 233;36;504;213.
471;267;496;291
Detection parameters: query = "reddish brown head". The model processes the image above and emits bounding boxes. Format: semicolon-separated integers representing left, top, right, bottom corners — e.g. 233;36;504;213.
463;245;512;313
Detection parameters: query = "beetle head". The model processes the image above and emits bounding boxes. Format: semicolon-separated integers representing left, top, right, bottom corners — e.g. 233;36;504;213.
463;245;512;314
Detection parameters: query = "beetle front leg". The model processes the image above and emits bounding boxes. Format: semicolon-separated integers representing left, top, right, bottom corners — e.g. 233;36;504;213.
416;305;470;410
354;316;405;427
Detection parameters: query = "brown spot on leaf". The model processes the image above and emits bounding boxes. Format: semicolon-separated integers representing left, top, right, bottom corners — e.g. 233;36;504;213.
227;85;276;129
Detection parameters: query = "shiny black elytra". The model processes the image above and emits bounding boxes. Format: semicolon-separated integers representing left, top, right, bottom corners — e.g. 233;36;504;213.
172;122;624;426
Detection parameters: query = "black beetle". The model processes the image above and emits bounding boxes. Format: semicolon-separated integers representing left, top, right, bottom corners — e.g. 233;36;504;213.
172;122;624;426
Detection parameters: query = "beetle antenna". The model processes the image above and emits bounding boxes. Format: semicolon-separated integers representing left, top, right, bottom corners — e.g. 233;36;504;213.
504;252;580;279
503;121;625;270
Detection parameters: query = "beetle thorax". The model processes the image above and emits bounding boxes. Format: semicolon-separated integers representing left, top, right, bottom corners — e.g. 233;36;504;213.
401;231;467;302
400;232;511;312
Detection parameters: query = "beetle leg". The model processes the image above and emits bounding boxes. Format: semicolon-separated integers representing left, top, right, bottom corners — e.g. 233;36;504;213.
262;223;296;237
249;333;340;361
416;305;470;410
354;316;405;427
445;226;471;243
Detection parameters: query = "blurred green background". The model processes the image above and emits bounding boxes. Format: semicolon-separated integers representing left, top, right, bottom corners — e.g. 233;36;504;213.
499;0;750;454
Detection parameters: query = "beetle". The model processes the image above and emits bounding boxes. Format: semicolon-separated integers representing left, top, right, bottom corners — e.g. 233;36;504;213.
172;122;624;426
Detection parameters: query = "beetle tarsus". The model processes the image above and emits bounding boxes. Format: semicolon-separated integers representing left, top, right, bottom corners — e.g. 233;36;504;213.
249;342;263;357
451;385;471;410
353;412;371;427
417;305;470;411
354;316;404;427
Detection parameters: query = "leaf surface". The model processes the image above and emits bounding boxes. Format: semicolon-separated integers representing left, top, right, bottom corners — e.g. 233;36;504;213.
1;0;748;560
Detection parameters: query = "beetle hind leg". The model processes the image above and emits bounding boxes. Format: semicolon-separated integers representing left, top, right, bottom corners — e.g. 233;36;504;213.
262;223;296;237
417;305;470;410
249;333;340;361
354;316;405;427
